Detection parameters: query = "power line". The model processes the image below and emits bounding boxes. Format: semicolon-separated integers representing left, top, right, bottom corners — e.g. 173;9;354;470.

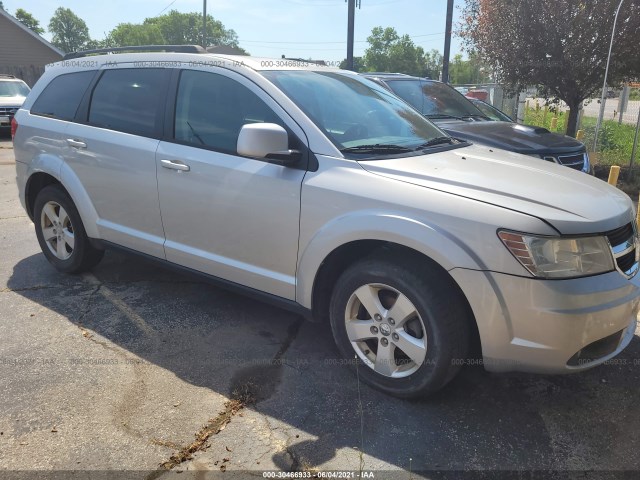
156;0;178;16
238;32;445;45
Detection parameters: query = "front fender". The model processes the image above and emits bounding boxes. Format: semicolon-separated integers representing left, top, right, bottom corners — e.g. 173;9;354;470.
295;210;486;308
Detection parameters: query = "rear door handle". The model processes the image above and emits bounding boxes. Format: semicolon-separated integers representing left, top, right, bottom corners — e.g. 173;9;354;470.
160;159;190;172
66;138;87;149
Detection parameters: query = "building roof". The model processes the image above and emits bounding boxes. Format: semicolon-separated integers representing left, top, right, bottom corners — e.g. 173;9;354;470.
0;8;64;57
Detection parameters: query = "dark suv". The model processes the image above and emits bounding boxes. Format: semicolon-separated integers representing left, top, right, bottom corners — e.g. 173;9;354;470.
363;73;590;173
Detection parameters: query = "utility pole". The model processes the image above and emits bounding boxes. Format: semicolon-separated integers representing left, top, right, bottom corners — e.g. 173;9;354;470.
594;0;624;152
442;0;454;83
346;0;356;71
202;0;207;49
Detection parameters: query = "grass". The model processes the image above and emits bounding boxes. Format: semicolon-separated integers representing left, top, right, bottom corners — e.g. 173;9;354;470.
523;102;570;133
524;105;638;167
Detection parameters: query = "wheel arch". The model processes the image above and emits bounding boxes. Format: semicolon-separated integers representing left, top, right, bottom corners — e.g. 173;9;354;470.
25;158;100;238
298;213;483;354
308;239;482;357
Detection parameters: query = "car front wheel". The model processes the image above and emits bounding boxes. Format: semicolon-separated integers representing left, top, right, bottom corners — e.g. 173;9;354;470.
329;256;470;398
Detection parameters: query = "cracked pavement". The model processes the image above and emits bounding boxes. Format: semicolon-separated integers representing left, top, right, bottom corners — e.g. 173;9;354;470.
1;133;640;479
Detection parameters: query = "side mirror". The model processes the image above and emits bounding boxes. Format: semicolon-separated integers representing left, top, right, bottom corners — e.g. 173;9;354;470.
237;123;301;165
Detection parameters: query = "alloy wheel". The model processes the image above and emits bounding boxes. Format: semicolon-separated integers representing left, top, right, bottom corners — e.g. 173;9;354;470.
344;283;427;378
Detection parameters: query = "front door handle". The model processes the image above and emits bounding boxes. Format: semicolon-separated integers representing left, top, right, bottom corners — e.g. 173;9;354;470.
160;160;190;172
66;138;87;149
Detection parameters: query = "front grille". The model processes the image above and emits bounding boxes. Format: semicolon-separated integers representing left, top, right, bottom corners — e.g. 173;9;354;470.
605;222;639;278
0;107;19;115
556;153;586;170
607;223;634;247
617;250;636;273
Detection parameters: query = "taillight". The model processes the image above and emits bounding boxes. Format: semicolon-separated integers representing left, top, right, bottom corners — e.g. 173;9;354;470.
10;116;18;139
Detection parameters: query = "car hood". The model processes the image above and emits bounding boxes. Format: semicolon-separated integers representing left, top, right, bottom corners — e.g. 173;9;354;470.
0;95;26;107
437;120;584;155
357;144;633;235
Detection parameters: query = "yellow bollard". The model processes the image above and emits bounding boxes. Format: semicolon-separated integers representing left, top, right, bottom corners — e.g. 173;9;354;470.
576;129;584;141
608;166;620;187
550;117;558;130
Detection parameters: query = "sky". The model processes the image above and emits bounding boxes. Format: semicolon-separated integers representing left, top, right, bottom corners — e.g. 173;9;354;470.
5;0;465;62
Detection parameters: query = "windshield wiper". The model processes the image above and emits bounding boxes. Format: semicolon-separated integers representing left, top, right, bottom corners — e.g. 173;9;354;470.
340;144;413;154
186;121;205;145
425;114;463;120
415;136;457;149
460;114;491;121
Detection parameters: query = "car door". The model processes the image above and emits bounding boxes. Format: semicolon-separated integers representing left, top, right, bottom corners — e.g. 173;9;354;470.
64;67;171;259
156;68;308;300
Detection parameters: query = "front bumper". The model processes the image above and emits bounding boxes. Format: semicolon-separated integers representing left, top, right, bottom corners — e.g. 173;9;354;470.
450;269;640;373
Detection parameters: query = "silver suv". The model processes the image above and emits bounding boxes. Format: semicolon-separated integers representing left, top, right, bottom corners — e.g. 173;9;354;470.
12;47;640;398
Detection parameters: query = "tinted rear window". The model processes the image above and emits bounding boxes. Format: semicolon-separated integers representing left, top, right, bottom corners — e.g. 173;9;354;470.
31;71;95;121
88;69;169;138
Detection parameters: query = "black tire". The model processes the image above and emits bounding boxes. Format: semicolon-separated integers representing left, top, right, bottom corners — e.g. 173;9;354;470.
34;185;104;273
329;256;470;398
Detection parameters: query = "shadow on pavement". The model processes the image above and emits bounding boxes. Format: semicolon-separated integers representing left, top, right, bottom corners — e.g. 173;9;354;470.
8;249;640;474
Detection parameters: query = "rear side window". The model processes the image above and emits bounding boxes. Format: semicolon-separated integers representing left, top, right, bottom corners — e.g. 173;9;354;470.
31;71;95;120
88;69;170;138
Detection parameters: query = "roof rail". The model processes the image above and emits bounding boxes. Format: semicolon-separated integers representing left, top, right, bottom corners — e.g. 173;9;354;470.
365;72;410;76
282;57;327;66
63;45;206;60
0;74;17;79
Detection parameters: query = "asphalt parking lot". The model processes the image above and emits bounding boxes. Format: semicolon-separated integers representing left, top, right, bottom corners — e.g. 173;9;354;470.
1;132;640;479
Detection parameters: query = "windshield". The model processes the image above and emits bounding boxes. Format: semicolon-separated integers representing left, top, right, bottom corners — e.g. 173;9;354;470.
473;100;512;122
0;81;30;97
262;71;458;157
386;79;486;119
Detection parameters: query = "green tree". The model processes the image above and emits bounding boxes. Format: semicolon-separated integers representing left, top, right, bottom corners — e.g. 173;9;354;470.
363;27;427;76
0;2;5;11
15;8;44;35
108;23;164;47
460;0;640;137
143;10;239;47
423;49;443;80
48;7;90;53
339;57;366;72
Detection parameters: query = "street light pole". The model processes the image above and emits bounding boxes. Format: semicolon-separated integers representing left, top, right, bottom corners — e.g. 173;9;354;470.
346;0;356;70
202;0;207;49
593;0;624;153
442;0;454;83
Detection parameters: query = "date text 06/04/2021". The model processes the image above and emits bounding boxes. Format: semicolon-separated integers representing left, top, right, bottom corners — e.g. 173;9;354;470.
262;471;375;478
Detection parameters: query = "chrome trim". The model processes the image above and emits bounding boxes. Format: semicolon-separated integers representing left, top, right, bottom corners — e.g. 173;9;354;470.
611;239;635;256
606;221;640;279
543;153;589;173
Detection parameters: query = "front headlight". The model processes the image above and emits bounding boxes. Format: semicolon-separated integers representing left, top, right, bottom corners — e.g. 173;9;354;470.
498;231;615;278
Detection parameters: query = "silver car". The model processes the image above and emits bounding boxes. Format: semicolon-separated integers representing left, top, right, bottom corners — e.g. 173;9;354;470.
12;48;640;398
0;74;30;133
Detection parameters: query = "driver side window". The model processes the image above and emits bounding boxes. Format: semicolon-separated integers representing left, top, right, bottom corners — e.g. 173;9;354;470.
174;70;285;154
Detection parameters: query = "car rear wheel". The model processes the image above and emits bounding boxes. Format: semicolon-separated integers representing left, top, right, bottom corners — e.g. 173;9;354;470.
329;256;470;398
34;185;104;273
